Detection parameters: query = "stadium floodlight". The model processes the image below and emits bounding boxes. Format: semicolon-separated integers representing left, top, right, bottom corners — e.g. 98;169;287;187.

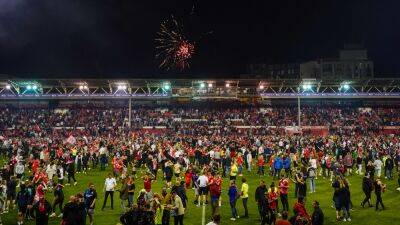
26;85;32;90
208;83;213;88
302;84;312;90
117;85;127;90
32;85;38;90
259;85;264;90
225;83;230;88
200;82;205;88
163;82;171;90
79;85;84;90
5;84;11;90
339;82;351;92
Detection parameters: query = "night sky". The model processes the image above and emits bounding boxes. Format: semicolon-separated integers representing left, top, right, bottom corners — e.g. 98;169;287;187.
0;0;398;78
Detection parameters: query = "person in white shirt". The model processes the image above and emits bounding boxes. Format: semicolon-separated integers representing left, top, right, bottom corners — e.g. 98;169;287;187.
46;162;57;188
374;158;383;178
309;157;317;169
196;173;209;206
99;145;108;171
246;151;253;172
102;173;116;210
15;161;25;182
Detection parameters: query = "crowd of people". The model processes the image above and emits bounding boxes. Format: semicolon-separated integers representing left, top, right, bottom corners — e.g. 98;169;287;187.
1;104;400;132
0;102;399;225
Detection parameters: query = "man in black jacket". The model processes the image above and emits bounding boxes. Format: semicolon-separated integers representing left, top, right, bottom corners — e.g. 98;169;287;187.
255;180;267;221
311;201;324;225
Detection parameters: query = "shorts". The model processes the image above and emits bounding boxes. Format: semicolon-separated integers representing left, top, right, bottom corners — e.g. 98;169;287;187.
199;187;207;195
87;208;95;215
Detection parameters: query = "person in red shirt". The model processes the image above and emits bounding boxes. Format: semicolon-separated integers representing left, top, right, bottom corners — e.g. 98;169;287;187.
279;174;290;212
142;173;154;193
258;155;265;176
32;159;40;174
35;181;47;203
293;197;310;224
267;182;279;224
214;173;223;207
237;154;244;177
184;169;193;189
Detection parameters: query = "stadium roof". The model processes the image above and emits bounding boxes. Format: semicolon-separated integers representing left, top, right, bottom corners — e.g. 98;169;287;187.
0;78;399;99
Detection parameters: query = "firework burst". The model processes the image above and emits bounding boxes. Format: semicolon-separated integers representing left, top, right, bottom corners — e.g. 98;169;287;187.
155;16;195;70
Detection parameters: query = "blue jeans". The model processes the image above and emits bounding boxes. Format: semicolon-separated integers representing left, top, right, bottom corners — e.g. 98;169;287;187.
386;168;393;179
258;166;264;175
128;194;134;207
230;200;238;218
225;166;231;176
100;154;107;170
238;165;243;174
309;178;316;192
